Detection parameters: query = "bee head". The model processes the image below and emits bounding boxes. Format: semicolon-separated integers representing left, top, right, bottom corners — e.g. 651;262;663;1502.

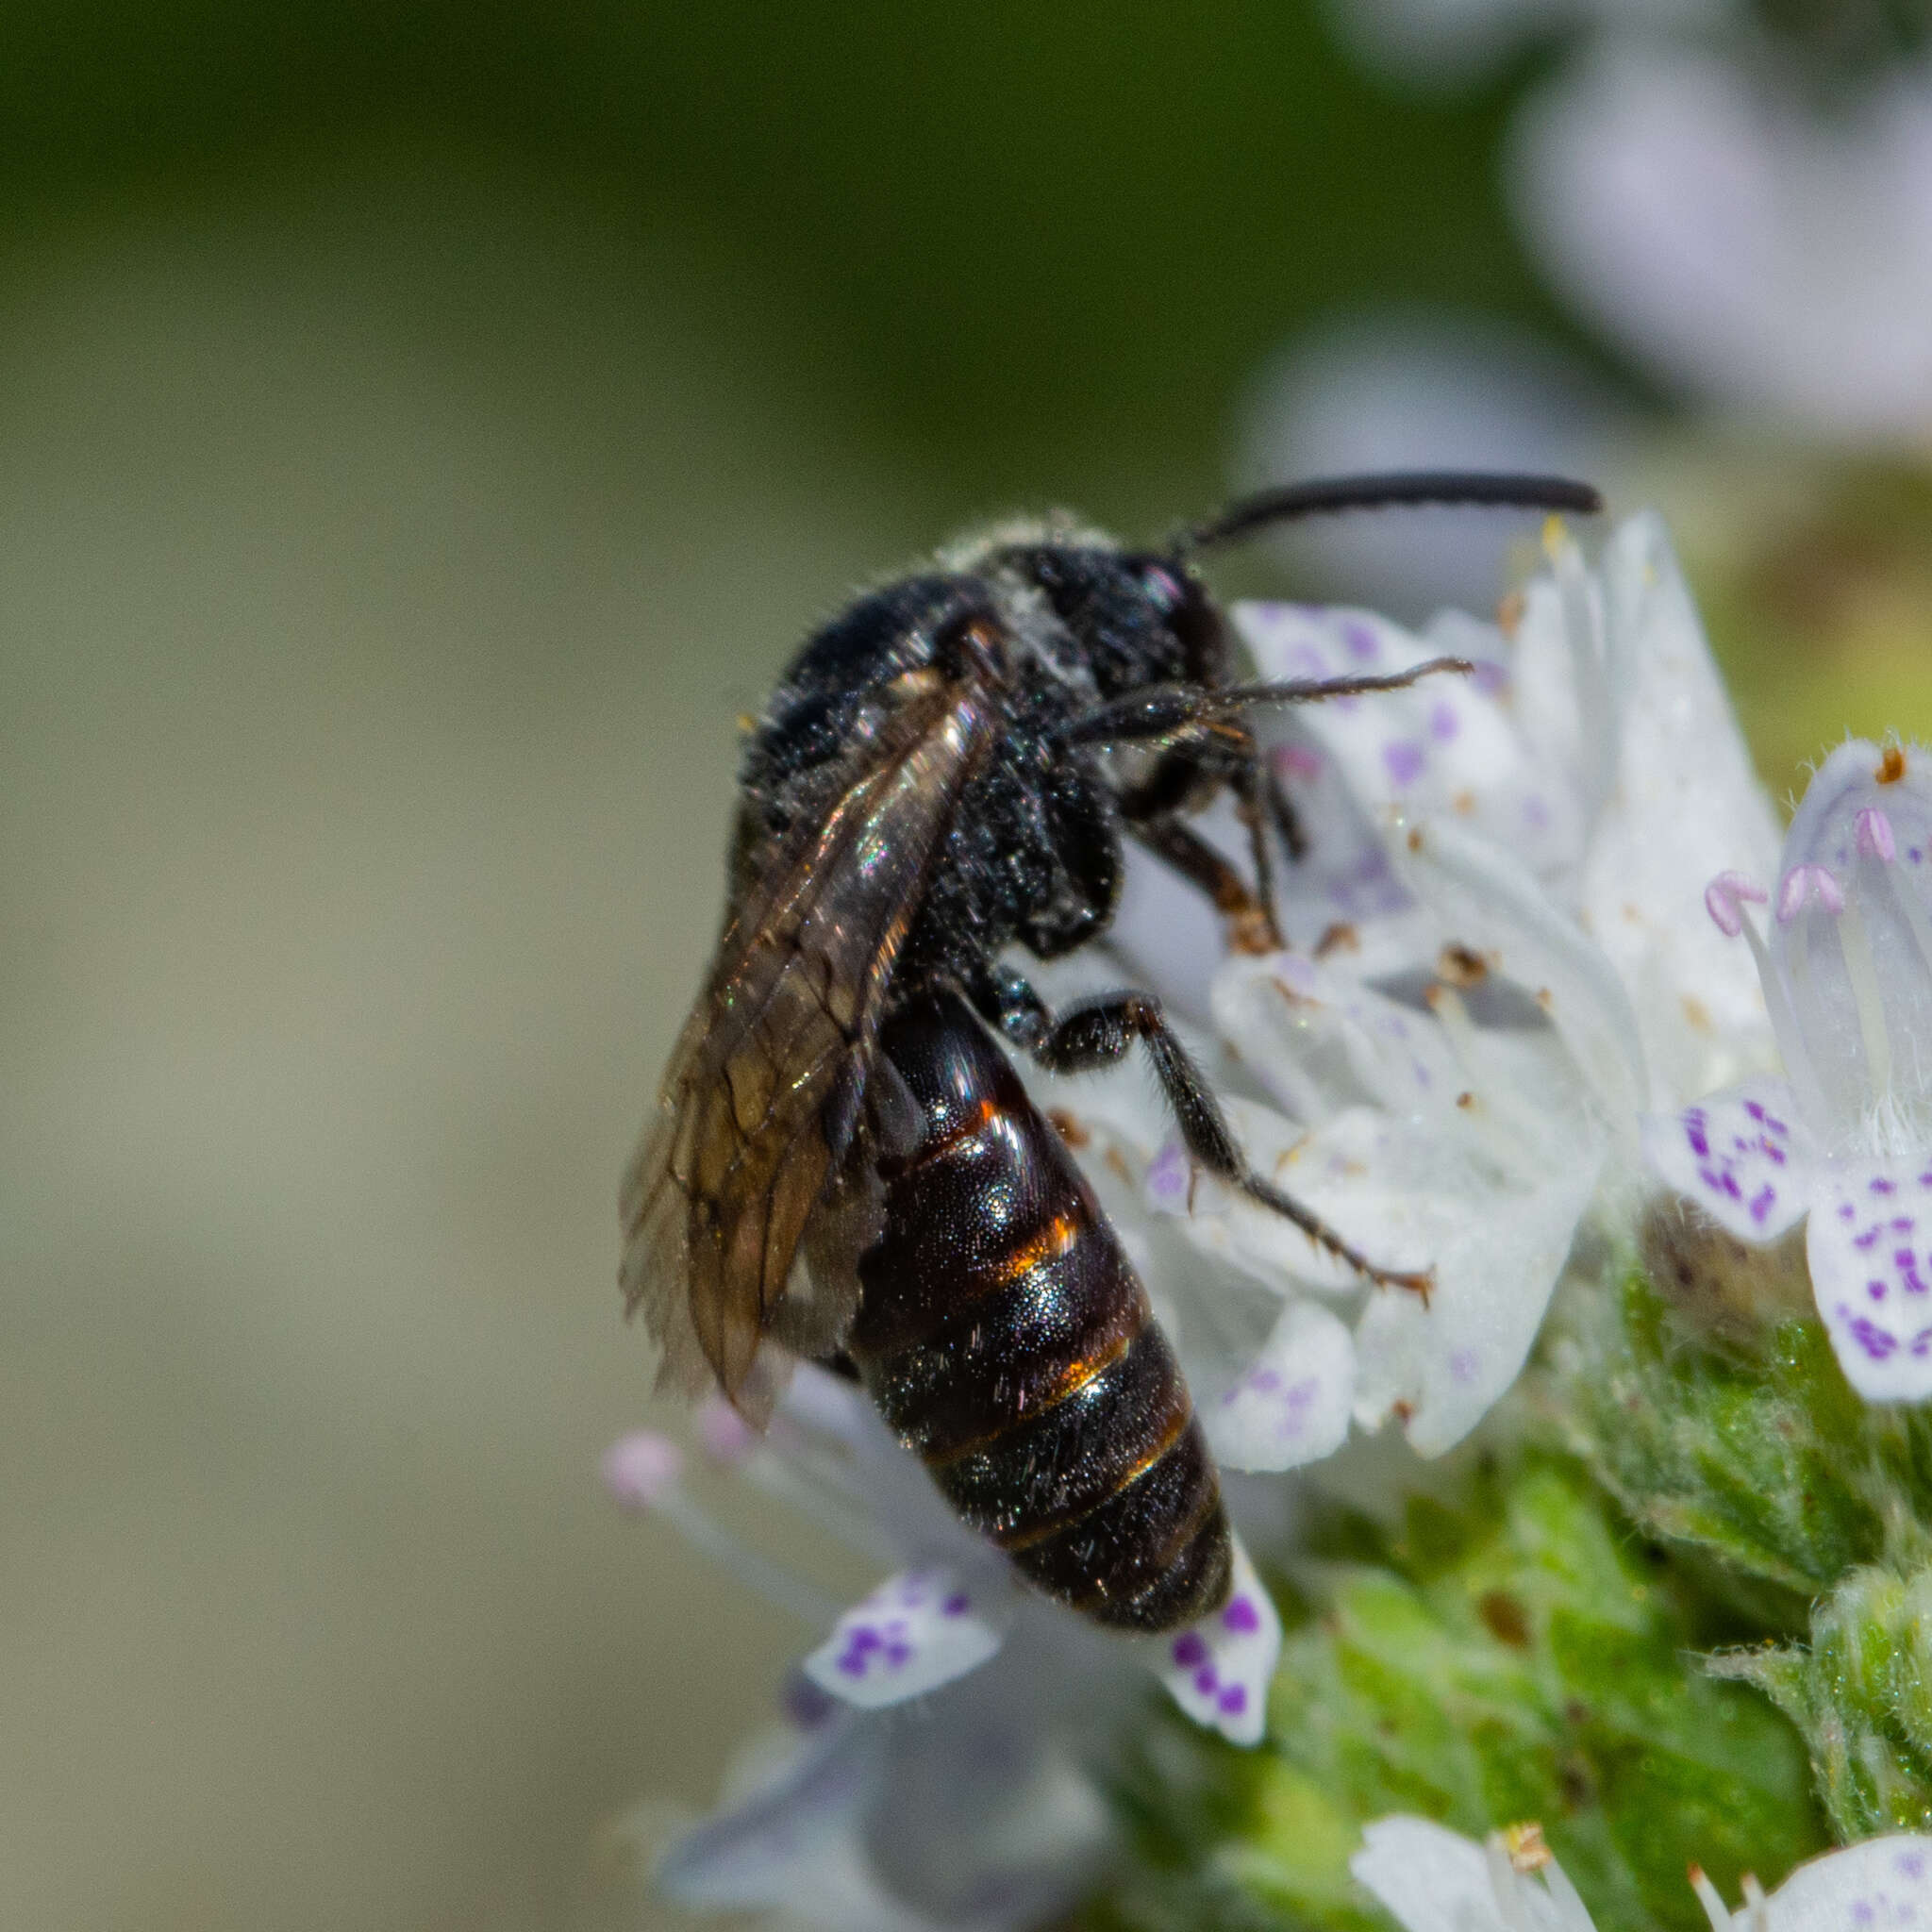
1005;543;1230;698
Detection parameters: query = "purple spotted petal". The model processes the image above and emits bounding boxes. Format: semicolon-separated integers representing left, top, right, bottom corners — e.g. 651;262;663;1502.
1808;1163;1932;1402
1759;1831;1932;1930
1640;1076;1810;1243
1206;1300;1354;1473
802;1567;1008;1710
1154;1537;1279;1747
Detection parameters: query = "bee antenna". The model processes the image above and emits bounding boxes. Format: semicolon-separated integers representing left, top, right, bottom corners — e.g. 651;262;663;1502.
1174;470;1604;556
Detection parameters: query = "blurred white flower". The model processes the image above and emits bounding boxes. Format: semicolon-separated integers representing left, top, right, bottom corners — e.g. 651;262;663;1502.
1315;0;1721;92
605;1362;1282;1927
1643;739;1932;1398
1233;314;1624;622
1515;46;1932;439
1351;1813;1932;1932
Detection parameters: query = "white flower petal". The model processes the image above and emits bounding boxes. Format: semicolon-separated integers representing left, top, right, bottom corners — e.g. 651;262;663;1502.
803;1567;1010;1710
1394;810;1648;1125
1154;1536;1280;1746
658;1722;943;1932
1350;1816;1503;1932
1807;1162;1932;1401
1761;1832;1932;1931
1207;1299;1356;1472
1236;599;1587;885
1337;1110;1606;1455
1639;1076;1811;1243
1580;514;1783;1101
1209;949;1466;1127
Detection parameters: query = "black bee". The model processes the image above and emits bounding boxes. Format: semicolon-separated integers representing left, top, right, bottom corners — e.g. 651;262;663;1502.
623;471;1601;1633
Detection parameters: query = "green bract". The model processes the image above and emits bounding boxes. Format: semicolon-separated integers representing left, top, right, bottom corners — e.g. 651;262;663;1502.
1090;1456;1824;1932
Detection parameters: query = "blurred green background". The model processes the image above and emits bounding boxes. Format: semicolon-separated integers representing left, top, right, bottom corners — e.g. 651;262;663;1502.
2;6;1927;1929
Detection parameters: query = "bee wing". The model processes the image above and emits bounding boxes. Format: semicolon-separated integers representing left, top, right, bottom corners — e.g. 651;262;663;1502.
622;668;997;1418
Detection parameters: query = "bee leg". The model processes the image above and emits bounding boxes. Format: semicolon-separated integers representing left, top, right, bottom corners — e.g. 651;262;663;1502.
988;977;1429;1300
1130;815;1277;951
1118;740;1281;950
1263;759;1307;861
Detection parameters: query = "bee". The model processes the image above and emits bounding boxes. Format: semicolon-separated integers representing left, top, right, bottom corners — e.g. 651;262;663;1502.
623;470;1601;1633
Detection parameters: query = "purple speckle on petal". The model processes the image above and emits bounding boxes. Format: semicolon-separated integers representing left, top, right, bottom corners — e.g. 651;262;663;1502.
1193;1666;1218;1694
1172;1632;1208;1669
941;1592;969;1617
1749;1187;1777;1224
1900;1851;1925;1879
1146;1139;1189;1208
1471;659;1507;695
1217;1685;1249;1716
1382;740;1425;787
1222;1596;1260;1635
1523;794;1550;831
1874;1177;1899;1195
1449;1348;1480;1385
1428;699;1458;742
1341;620;1378;663
1251;1369;1282;1394
1687;1124;1710;1158
1857;1226;1883;1250
1871;1280;1890;1301
1744;1099;1765;1122
1897;1217;1918;1233
1844;1313;1899;1360
1854;1904;1875;1928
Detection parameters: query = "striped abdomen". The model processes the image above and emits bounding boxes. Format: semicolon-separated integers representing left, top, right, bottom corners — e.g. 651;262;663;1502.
847;989;1230;1632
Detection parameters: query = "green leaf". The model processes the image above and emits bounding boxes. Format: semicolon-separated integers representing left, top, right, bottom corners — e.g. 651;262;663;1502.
1089;1457;1824;1932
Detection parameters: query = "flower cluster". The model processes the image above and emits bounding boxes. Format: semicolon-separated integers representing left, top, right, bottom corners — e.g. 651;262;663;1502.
1645;740;1932;1397
615;510;1931;1931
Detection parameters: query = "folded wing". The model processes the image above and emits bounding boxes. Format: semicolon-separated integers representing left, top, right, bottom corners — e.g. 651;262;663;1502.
622;666;997;1417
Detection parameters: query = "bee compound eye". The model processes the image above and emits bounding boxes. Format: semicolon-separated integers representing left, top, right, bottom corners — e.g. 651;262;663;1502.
1141;563;1184;611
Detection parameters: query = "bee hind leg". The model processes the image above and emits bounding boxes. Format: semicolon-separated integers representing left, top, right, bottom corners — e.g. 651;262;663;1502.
970;968;1429;1300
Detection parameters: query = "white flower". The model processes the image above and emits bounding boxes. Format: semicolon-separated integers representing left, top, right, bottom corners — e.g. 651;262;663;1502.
1515;47;1932;441
605;1364;1282;1928
1238;510;1780;1105
1074;511;1774;1460
1350;1814;1932;1932
1643;739;1932;1399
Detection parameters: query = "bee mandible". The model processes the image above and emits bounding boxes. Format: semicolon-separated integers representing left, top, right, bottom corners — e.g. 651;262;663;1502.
622;470;1602;1633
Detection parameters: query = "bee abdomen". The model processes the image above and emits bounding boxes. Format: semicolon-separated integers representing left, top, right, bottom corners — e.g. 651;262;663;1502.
850;991;1230;1633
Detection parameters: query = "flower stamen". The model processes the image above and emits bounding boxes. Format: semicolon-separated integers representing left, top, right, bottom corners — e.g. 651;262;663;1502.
1687;1863;1731;1932
1705;870;1833;1137
603;1430;840;1626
